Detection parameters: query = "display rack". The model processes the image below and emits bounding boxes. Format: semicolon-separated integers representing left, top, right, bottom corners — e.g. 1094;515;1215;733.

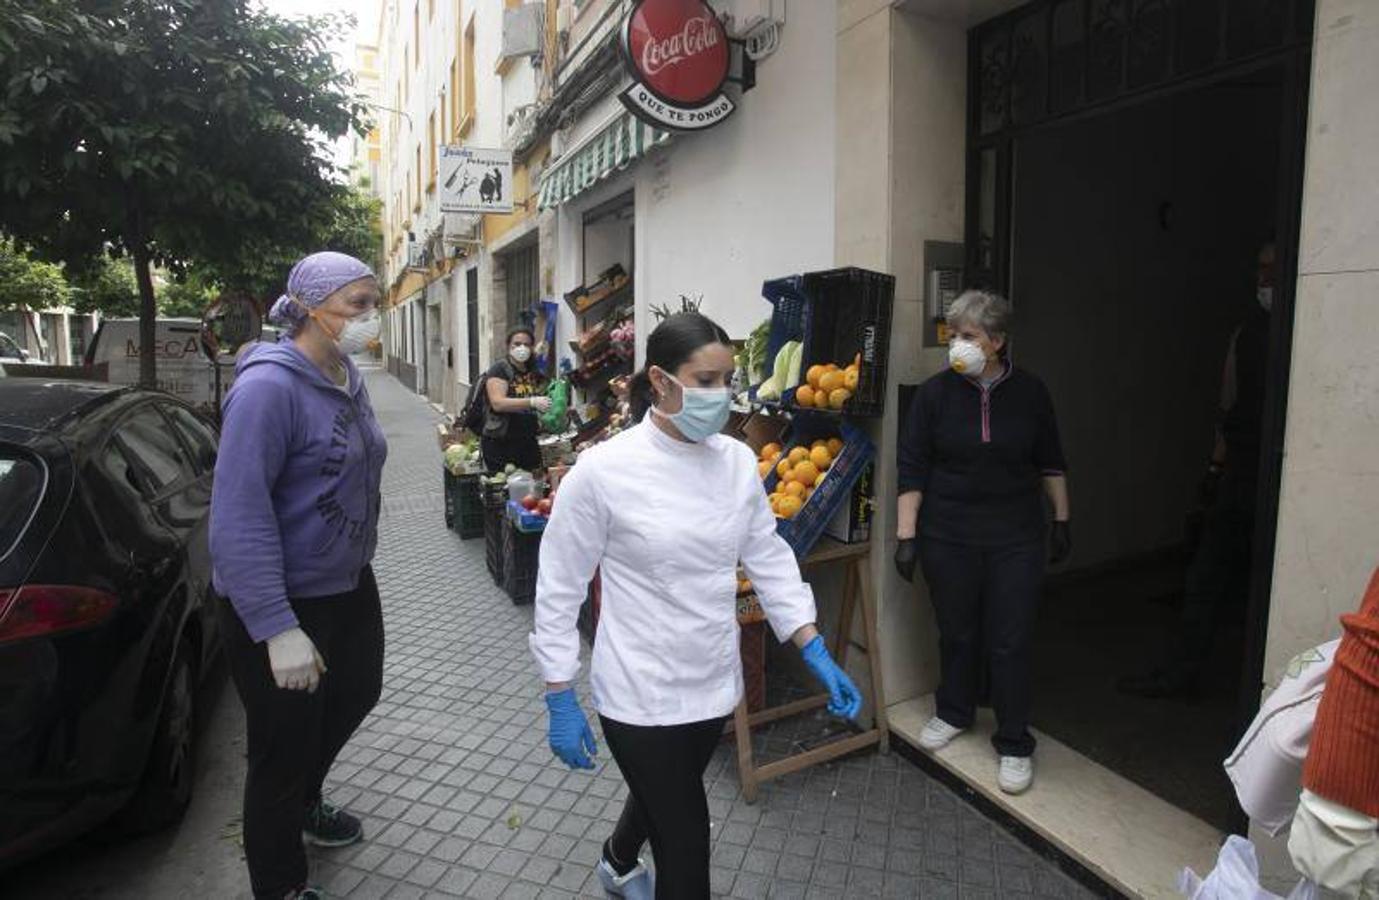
567;270;635;431
730;537;889;803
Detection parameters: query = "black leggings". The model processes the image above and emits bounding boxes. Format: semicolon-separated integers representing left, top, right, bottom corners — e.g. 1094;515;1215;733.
600;715;728;899
482;432;542;473
219;568;385;899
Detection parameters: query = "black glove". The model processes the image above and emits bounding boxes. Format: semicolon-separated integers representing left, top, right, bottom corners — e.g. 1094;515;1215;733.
1197;466;1224;508
894;538;918;582
1049;521;1072;565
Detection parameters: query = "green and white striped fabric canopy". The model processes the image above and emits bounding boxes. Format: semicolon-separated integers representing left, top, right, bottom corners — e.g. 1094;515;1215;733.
537;112;671;211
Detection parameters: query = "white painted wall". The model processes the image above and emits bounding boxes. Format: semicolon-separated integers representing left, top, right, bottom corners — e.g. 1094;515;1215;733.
632;0;837;344
1267;0;1379;682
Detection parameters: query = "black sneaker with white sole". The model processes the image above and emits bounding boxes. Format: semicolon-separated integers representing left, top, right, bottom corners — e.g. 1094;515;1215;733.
302;798;363;848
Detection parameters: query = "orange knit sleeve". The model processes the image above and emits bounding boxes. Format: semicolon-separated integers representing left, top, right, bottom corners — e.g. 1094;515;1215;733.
1302;566;1379;818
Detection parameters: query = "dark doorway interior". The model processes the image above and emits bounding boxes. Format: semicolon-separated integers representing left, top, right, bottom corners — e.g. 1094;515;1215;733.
1013;70;1284;830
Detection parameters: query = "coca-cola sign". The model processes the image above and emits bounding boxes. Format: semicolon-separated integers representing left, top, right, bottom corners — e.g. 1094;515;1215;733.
619;0;735;132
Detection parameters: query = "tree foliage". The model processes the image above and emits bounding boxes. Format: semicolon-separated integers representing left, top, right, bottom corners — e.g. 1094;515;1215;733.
206;183;384;302
0;236;70;312
71;255;140;317
158;270;218;319
0;0;368;383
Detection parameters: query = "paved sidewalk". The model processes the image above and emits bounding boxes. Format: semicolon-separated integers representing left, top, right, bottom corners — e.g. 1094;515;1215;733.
313;370;1097;900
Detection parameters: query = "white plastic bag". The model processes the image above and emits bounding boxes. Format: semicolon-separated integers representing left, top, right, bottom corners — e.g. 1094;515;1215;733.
1179;836;1319;900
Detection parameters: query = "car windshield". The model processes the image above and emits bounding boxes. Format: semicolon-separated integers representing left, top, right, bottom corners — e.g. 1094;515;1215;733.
0;451;44;561
0;334;21;359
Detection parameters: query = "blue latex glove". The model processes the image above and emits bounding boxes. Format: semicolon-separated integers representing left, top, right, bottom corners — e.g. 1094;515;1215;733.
545;688;598;770
801;636;864;720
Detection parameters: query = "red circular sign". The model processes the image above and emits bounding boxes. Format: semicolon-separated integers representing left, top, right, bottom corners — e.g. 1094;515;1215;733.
624;0;730;106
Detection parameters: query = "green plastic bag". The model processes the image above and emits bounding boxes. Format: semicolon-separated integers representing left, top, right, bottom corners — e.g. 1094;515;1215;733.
539;378;569;433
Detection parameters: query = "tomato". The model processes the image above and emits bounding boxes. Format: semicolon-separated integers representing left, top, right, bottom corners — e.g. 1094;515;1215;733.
537;498;553;516
520;494;540;511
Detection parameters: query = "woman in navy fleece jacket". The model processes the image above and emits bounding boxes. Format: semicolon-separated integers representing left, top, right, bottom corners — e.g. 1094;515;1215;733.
894;290;1070;797
210;252;388;900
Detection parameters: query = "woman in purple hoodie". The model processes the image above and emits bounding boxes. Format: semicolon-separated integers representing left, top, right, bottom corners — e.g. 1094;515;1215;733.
210;252;389;900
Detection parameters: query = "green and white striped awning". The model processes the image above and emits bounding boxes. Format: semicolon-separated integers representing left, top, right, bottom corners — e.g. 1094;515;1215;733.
537;112;671;210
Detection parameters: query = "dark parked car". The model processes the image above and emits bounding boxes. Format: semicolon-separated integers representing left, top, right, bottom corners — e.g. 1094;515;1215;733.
0;380;221;868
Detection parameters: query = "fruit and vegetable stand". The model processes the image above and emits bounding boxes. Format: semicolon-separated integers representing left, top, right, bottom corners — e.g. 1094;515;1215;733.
731;537;889;804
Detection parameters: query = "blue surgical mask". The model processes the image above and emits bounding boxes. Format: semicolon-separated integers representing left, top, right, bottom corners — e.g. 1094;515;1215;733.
653;371;732;442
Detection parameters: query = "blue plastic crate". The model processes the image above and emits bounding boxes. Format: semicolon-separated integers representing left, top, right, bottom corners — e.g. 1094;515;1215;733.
748;276;812;405
506;499;549;534
763;413;875;559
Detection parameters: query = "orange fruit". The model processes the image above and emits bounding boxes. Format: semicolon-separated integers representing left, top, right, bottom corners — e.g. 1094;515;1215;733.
806;365;826;390
792;460;820;485
810;446;832;470
760;442;782;461
805;486;815;501
794;385;815;408
826;362;840;372
818;370;845;394
769;494;781;515
826;437;844;456
843;368;859;391
813;389;831;409
815;471;827;488
785;480;806;498
788;446;810;465
777;495;803;519
811;439;829;452
776;458;792;479
758;460;774;479
829;388;851;410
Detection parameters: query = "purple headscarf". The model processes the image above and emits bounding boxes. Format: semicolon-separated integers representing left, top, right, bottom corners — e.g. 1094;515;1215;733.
269;252;376;331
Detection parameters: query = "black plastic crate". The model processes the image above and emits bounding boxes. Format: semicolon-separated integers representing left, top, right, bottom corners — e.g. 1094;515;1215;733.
483;487;507;585
752;268;895;418
501;524;542;606
443;469;458;529
445;471;484;539
799;267;894;418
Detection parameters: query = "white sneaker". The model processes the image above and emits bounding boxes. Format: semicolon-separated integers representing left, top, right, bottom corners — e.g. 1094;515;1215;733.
998;756;1034;795
918;716;964;751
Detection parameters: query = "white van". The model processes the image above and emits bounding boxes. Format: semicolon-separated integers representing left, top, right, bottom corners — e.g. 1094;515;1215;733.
85;318;279;417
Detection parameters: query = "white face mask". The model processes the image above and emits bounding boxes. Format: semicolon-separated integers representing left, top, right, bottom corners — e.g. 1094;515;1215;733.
510;345;532;364
1257;286;1274;313
948;338;986;375
335;312;380;356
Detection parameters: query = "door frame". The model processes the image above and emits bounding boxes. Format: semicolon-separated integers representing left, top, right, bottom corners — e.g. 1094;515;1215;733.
962;0;1315;827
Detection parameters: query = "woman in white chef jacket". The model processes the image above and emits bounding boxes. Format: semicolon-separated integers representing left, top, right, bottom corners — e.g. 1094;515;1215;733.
530;312;863;899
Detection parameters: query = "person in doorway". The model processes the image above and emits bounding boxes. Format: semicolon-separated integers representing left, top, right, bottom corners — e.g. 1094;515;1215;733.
1289;566;1379;899
530;312;863;898
482;325;550;473
1118;240;1276;699
893;289;1070;795
210;252;389;900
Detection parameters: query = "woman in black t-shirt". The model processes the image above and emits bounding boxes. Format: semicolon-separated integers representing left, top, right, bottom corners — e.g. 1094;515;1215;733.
893;290;1070;797
482;325;549;473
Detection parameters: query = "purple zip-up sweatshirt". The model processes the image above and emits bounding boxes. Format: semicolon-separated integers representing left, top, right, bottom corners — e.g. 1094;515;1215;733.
209;342;388;642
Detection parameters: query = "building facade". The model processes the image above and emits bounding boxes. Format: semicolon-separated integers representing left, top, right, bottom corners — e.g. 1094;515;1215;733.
364;0;1379;893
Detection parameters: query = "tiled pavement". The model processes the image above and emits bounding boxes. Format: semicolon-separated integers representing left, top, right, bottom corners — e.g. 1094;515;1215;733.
314;366;1099;900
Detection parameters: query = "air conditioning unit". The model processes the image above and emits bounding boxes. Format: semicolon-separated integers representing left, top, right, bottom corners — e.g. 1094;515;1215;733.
407;242;429;270
501;3;543;61
728;0;785;39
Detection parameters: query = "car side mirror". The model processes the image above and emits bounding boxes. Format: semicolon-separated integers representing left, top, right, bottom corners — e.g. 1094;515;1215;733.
18;348;29;361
